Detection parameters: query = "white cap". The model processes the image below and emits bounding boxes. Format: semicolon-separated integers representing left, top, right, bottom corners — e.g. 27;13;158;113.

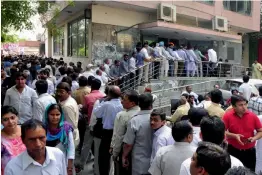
86;64;93;68
13;61;18;65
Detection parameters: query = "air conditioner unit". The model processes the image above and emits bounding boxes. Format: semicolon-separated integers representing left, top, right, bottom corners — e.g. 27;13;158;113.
158;3;176;22
213;16;228;32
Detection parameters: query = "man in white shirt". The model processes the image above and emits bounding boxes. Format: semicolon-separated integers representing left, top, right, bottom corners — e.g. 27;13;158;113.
239;75;252;101
129;52;137;88
208;47;217;64
55;66;67;87
39;69;55;95
4;72;38;124
33;80;57;122
189;142;231;175
103;58;111;76
56;82;79;146
149;121;195;175
150;109;174;163
179;116;243;175
82;64;94;80
140;42;152;82
4;119;67;175
182;85;199;103
188;108;208;147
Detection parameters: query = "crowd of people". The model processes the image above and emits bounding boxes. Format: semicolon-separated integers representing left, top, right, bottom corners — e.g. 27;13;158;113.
1;53;262;175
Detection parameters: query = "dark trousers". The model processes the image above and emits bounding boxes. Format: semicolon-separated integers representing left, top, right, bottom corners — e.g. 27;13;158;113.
129;72;135;89
78;114;86;153
114;147;132;175
99;129;113;175
228;144;256;171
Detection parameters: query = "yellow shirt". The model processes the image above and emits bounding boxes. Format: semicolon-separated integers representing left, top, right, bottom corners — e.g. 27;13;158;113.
72;86;91;105
206;102;225;118
171;104;190;122
225;105;233;112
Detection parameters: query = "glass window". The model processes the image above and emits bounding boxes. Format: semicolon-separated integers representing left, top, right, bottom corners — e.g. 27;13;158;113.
53;28;64;56
68;17;88;57
223;0;252;15
199;0;214;5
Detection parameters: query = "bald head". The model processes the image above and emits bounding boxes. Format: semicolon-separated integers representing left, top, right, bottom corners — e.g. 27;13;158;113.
57;82;71;92
109;85;121;98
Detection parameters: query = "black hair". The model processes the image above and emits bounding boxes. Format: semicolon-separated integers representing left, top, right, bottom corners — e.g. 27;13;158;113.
35;80;48;94
181;93;189;99
172;120;193;142
138;93;153;110
15;71;27;79
189;108;208;126
259;86;262;96
61;76;72;87
151;109;166;121
91;78;101;90
46;104;63;116
87;76;95;86
57;82;71;92
79;76;88;87
58;66;66;75
21;119;46;140
105;86;110;95
243;75;249;83
198;95;204;103
1;106;18;117
45;68;51;76
200;116;225;145
71;72;78;81
210;89;223;104
39;69;48;75
231;89;238;94
196;142;231;175
231;95;247;107
225;166;258;175
123;90;139;105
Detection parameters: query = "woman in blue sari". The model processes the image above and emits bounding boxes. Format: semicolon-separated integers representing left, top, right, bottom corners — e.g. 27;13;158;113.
45;104;75;175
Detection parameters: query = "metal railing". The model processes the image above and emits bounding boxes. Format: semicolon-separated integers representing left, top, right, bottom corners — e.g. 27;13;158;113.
152;79;226;109
107;59;249;92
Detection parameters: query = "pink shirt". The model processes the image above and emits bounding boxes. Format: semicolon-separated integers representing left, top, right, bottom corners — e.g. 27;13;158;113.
1;136;26;174
84;90;105;123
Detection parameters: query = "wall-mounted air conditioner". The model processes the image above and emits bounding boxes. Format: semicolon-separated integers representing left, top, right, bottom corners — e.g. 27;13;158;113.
213;16;228;32
157;3;176;22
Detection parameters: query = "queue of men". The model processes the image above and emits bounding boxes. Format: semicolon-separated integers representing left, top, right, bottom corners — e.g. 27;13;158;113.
1;54;262;175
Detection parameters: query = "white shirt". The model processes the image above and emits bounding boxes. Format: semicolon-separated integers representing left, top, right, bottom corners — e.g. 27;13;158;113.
256;115;262;174
129;57;136;73
82;71;94;80
33;93;57;122
149;142;196;175
4;85;38;124
104;64;110;75
4;147;67;175
89;100;101;131
47;79;55;95
56;74;67;87
208;49;217;63
191;126;201;147
151;125;174;163
141;47;151;59
71;80;79;92
239;83;252;101
179;155;243;175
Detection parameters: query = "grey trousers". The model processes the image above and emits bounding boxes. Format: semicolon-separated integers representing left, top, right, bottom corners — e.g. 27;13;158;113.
79;125;93;166
94;137;101;175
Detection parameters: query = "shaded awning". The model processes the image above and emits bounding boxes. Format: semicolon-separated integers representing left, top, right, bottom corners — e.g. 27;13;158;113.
139;21;242;41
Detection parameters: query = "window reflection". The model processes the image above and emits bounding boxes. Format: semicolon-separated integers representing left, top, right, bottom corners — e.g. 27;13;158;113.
223;0;252;15
68;17;89;57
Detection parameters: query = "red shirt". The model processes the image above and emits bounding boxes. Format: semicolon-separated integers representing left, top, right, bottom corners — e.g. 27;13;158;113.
223;109;262;150
84;90;105;123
